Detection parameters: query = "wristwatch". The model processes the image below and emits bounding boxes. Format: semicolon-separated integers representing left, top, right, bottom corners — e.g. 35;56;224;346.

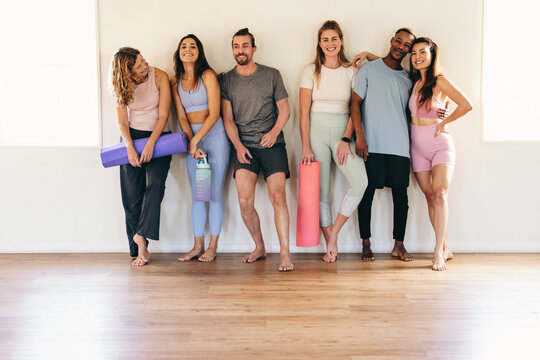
341;137;351;143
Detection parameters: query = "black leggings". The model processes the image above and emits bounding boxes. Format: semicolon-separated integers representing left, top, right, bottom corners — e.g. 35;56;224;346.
120;128;171;257
357;186;408;242
357;153;409;242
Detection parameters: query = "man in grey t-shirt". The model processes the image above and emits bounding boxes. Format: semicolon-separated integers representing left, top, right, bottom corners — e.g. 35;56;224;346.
221;28;293;272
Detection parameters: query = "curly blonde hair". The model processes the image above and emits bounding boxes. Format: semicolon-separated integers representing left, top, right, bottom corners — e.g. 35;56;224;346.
110;47;140;106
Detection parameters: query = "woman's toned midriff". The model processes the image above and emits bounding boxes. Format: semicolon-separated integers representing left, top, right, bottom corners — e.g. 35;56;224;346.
186;109;208;125
411;116;441;126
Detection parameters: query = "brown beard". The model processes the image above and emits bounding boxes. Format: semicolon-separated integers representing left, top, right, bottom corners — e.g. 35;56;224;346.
235;54;249;65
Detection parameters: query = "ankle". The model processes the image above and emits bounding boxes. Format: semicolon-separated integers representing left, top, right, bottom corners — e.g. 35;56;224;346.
279;250;291;257
191;244;204;252
393;241;405;249
253;245;266;252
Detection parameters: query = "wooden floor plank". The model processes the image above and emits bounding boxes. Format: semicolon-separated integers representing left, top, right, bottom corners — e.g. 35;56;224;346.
0;253;539;359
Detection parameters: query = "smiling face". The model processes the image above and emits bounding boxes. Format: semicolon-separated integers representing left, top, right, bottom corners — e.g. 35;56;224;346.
179;37;199;63
130;54;148;79
389;31;415;61
319;29;342;59
410;42;432;71
232;35;255;66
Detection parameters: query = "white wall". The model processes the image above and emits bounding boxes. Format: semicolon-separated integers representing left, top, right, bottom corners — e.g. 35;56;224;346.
1;0;539;253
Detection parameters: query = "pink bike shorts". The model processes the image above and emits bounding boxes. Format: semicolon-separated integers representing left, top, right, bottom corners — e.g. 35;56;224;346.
410;123;455;172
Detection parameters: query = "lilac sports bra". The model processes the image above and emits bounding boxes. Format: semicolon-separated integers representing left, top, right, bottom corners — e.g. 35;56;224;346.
178;76;209;113
409;81;444;119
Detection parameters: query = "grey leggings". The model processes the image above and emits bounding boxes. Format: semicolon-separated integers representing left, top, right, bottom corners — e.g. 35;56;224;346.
310;112;368;227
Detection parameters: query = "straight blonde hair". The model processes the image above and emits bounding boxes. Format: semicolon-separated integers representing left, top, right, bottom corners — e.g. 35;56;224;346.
313;20;349;88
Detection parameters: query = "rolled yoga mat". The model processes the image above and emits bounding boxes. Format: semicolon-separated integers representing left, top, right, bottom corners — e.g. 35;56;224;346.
100;132;188;168
296;161;320;247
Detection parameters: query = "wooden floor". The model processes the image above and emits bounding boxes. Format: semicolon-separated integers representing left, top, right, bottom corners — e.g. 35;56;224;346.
1;253;539;360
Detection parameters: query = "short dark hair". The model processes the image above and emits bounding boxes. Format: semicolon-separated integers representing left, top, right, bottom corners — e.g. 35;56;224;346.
395;27;416;40
232;27;256;47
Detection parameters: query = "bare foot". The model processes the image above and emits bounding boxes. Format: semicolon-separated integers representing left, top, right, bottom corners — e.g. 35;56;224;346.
133;234;149;265
131;256;147;266
278;252;294;272
322;252;337;262
361;239;375;261
391;242;414;262
198;246;217;262
241;247;266;263
432;251;447;271
178;245;204;262
444;247;454;261
323;226;338;263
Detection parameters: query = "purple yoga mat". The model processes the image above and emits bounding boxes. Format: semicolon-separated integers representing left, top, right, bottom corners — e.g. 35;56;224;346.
100;132;188;168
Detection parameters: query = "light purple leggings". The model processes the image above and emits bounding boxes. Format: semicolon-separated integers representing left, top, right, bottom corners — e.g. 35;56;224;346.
187;118;231;236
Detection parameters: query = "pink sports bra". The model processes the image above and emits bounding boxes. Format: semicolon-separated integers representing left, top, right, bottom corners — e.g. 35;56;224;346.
409;81;444;119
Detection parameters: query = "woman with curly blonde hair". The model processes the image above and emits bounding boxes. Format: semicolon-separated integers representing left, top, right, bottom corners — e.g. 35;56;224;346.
110;47;172;266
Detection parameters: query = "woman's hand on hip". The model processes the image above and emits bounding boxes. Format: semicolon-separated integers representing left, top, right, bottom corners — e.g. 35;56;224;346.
434;122;448;137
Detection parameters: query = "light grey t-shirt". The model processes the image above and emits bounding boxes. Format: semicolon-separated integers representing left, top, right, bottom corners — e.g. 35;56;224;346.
353;59;412;158
220;64;288;149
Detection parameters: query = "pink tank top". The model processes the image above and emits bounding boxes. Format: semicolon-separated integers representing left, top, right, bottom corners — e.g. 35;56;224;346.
409;81;443;119
127;66;170;131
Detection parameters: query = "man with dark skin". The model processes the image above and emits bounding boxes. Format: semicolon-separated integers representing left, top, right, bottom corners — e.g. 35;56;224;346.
350;28;416;262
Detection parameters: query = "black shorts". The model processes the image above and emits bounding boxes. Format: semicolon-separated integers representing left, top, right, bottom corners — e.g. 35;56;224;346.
365;153;410;189
233;143;290;180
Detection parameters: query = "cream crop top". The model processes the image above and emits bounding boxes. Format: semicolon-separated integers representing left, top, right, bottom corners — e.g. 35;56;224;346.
300;64;355;114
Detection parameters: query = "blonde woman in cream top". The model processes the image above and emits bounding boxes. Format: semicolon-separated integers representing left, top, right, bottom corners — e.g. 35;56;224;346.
299;20;368;263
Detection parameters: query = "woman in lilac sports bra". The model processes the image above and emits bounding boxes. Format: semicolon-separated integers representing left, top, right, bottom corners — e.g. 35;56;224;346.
171;34;231;262
409;37;472;271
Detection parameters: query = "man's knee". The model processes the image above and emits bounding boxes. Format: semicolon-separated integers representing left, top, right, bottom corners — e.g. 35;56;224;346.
392;188;409;210
269;189;287;209
238;195;255;213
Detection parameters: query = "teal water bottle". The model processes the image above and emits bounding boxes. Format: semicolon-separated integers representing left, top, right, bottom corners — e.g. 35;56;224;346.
195;156;211;202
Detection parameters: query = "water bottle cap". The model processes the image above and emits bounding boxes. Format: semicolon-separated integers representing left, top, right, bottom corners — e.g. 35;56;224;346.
197;156;210;169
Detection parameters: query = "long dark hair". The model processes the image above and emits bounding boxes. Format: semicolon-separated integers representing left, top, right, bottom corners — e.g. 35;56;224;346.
173;34;212;84
409;37;441;108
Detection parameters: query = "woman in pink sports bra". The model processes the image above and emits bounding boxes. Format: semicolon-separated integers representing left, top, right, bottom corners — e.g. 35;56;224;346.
409;37;472;271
